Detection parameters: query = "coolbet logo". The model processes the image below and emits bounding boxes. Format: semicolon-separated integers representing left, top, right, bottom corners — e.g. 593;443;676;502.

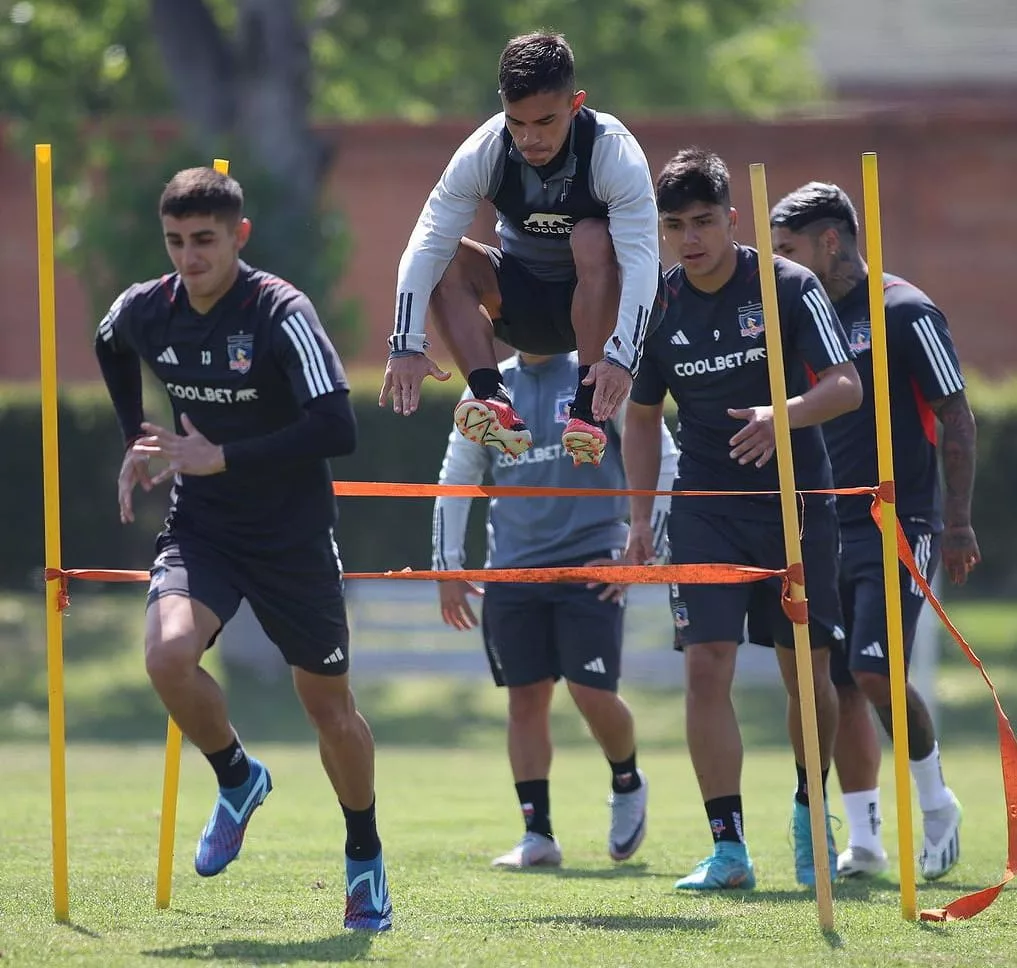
738;303;765;339
522;212;573;235
166;383;259;404
496;444;573;468
228;333;254;373
849;320;872;354
673;347;766;377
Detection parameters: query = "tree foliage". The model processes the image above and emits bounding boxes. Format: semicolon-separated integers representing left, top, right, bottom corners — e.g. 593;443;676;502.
0;0;819;334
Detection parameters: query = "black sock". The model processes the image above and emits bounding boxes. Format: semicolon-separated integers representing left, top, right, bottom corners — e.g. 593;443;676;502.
467;367;509;402
704;795;745;844
515;779;553;838
608;751;642;794
204;736;250;789
341;798;382;862
794;763;830;806
570;366;596;420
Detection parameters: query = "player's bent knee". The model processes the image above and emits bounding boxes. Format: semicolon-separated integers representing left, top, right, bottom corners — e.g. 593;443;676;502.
684;642;737;697
570;219;615;269
434;238;497;301
144;631;205;684
853;669;892;706
507;681;554;719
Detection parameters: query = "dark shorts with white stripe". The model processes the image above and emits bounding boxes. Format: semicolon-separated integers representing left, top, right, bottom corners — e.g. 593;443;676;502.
481;551;625;691
146;527;351;676
479;243;668;355
830;525;940;687
667;504;845;652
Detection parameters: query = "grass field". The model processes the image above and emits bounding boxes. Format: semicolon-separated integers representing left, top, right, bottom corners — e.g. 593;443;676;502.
0;595;1014;966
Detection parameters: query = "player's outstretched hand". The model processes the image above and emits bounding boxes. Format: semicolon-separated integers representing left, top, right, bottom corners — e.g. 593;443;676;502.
379;352;451;415
624;520;657;567
727;405;776;468
439;579;484;630
134;414;226;485
583;359;632;423
117;446;154;524
941;524;981;585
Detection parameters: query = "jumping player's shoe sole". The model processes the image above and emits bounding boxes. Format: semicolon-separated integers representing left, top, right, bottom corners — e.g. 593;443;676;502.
454;398;532;456
562;417;607;466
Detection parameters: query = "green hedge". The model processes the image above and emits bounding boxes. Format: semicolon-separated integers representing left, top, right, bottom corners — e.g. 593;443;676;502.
2;375;1016;596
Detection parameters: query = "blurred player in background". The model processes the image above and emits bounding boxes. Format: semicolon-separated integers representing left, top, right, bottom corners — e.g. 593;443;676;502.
432;350;677;867
772;181;976;880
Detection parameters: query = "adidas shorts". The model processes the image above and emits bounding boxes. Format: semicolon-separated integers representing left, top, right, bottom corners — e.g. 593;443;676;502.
147;527;351;676
480;240;667;356
481;550;625;691
667;503;844;652
830;525;940;687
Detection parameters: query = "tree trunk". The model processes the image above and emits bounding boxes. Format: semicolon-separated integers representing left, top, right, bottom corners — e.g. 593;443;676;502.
148;0;326;209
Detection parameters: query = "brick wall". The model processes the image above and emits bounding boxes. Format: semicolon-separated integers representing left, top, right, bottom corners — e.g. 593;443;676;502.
3;99;1016;381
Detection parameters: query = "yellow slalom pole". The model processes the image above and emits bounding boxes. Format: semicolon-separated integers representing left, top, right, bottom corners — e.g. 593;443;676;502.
155;156;233;909
36;144;71;924
861;152;917;921
750;163;835;931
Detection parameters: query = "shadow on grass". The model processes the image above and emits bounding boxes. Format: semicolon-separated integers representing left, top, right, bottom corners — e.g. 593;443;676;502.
496;861;660;881
59;921;102;939
143;933;374;963
514;913;718;933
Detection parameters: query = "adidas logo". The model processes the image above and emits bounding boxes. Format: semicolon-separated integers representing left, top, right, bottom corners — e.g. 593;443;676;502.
583;657;606;674
156;346;179;365
860;641;884;659
322;647;345;665
670;330;690;346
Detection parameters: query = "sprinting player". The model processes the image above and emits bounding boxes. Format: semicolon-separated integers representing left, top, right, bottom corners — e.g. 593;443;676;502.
380;31;666;468
771;181;975;880
624;148;863;890
433;350;677;867
94;167;391;931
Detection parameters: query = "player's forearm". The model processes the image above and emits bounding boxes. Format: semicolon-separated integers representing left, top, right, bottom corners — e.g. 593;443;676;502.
606;248;659;372
94;333;145;445
432;497;471;570
936;392;977;527
623;408;664;524
788;363;862;429
222;393;357;469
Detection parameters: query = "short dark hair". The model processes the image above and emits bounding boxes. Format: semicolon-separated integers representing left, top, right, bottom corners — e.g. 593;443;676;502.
159;167;244;221
656;148;731;214
769;182;858;238
498;32;575;103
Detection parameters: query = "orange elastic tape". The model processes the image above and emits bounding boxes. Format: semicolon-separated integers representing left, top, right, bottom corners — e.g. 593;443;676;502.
46;563;784;595
332;481;880;500
780;561;809;625
870;494;1017;921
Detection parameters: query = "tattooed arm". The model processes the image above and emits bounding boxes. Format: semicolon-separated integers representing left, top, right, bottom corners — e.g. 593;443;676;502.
930;390;980;584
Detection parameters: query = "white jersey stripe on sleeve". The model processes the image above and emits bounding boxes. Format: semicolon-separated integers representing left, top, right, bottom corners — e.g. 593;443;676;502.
283;313;334;397
802;289;847;365
913;315;963;396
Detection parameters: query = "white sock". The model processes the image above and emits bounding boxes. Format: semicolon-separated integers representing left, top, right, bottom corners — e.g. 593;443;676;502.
843;789;883;853
910;742;952;812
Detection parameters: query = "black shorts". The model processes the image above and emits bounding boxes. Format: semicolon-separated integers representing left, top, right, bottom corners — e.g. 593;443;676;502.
830;526;940;687
667;505;844;652
481;243;667;356
146;528;351;676
481;552;625;691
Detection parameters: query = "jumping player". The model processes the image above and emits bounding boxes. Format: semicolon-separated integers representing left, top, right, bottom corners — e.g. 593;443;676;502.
380;31;665;468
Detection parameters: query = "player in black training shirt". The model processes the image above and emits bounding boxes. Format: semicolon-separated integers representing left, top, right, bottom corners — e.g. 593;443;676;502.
94;168;391;931
772;182;976;882
623;149;862;891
